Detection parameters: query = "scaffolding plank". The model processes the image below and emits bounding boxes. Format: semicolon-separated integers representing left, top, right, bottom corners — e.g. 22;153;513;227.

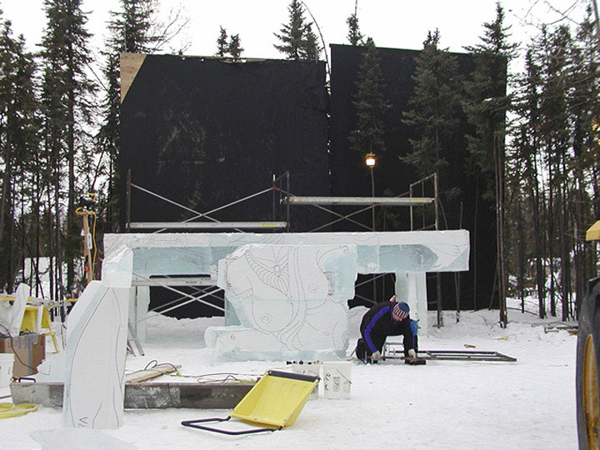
132;277;217;287
130;221;287;230
283;196;434;206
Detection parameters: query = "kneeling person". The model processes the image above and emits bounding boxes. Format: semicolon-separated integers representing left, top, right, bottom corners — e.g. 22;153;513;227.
355;300;417;363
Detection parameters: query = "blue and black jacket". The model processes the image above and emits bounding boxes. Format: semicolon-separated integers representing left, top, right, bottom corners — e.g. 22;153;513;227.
359;301;415;355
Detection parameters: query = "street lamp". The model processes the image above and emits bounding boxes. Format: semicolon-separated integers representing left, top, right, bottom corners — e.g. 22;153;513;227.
365;153;376;169
365;153;377;302
365;153;376;230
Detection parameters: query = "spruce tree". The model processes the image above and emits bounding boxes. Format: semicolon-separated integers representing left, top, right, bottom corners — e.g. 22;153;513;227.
0;14;40;292
402;29;462;327
402;29;462;180
464;3;516;197
346;13;364;46
534;26;573;320
569;9;600;313
348;38;387;156
274;0;321;60
509;15;600;320
215;27;243;60
228;34;243;61
512;47;548;318
463;3;517;325
216;26;228;57
39;0;96;290
98;0;162;233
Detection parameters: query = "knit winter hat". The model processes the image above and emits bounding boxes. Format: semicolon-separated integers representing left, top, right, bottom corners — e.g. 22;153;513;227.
392;301;409;322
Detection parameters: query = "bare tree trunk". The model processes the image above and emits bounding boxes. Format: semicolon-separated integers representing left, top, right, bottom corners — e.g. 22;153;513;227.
558;160;570;321
473;173;479;310
516;196;527;313
54;158;63;317
0;136;12;250
495;135;507;327
547;155;556;317
532;152;546;319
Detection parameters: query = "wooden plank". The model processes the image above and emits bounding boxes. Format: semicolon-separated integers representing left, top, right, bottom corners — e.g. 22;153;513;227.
120;53;146;103
126;364;181;384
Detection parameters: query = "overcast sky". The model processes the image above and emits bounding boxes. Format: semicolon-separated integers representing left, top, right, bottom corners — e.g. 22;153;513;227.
0;0;592;65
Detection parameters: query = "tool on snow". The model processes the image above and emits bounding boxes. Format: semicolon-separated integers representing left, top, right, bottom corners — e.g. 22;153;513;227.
181;370;318;435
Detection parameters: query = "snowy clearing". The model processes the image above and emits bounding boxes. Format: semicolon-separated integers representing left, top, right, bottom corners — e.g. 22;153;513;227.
1;305;577;450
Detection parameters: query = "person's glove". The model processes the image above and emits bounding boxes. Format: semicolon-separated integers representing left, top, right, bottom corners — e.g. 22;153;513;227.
371;351;382;362
408;349;417;360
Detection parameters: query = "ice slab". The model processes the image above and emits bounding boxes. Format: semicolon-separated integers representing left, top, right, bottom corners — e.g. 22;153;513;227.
31;428;136;450
101;245;133;288
105;230;469;281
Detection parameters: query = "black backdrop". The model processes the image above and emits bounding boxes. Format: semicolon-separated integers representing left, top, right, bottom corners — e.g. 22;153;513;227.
120;48;499;317
120;55;331;232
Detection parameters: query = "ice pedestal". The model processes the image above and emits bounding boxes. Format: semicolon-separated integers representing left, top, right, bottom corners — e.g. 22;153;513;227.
395;271;428;331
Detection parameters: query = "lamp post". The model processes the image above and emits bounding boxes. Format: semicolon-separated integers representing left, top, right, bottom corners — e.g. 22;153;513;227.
365;153;377;303
365;153;376;231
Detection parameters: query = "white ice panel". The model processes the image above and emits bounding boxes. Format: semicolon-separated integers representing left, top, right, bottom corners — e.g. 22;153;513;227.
208;244;356;361
63;283;130;429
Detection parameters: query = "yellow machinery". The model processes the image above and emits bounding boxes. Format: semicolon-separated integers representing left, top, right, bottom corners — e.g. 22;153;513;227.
577;220;600;449
587;220;600;242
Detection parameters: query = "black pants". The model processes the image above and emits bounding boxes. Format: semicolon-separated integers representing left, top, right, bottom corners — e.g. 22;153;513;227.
355;335;419;360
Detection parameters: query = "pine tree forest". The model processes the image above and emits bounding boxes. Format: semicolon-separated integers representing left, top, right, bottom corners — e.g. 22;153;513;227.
0;1;598;323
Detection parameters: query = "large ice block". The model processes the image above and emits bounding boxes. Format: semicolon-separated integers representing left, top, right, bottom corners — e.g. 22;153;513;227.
103;230;469;361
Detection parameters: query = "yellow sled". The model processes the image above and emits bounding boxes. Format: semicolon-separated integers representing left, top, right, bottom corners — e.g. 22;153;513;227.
181;370;319;435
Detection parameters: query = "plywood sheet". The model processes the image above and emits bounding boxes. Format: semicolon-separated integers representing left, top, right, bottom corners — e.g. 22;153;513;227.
120;53;146;103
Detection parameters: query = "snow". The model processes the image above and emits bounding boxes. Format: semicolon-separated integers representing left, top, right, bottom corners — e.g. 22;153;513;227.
1;303;578;450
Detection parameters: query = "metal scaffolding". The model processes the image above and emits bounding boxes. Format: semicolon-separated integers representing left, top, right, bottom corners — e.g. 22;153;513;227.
124;170;441;317
273;171;439;233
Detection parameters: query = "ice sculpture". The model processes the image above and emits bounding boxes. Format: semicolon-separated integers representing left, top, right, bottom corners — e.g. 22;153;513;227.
104;230;469;361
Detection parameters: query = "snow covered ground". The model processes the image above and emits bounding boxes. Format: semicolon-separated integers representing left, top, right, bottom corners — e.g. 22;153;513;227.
1;303;578;450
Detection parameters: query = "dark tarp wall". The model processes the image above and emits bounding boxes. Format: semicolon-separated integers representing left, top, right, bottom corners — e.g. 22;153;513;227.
120;55;331;234
329;44;499;311
120;55;330;317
